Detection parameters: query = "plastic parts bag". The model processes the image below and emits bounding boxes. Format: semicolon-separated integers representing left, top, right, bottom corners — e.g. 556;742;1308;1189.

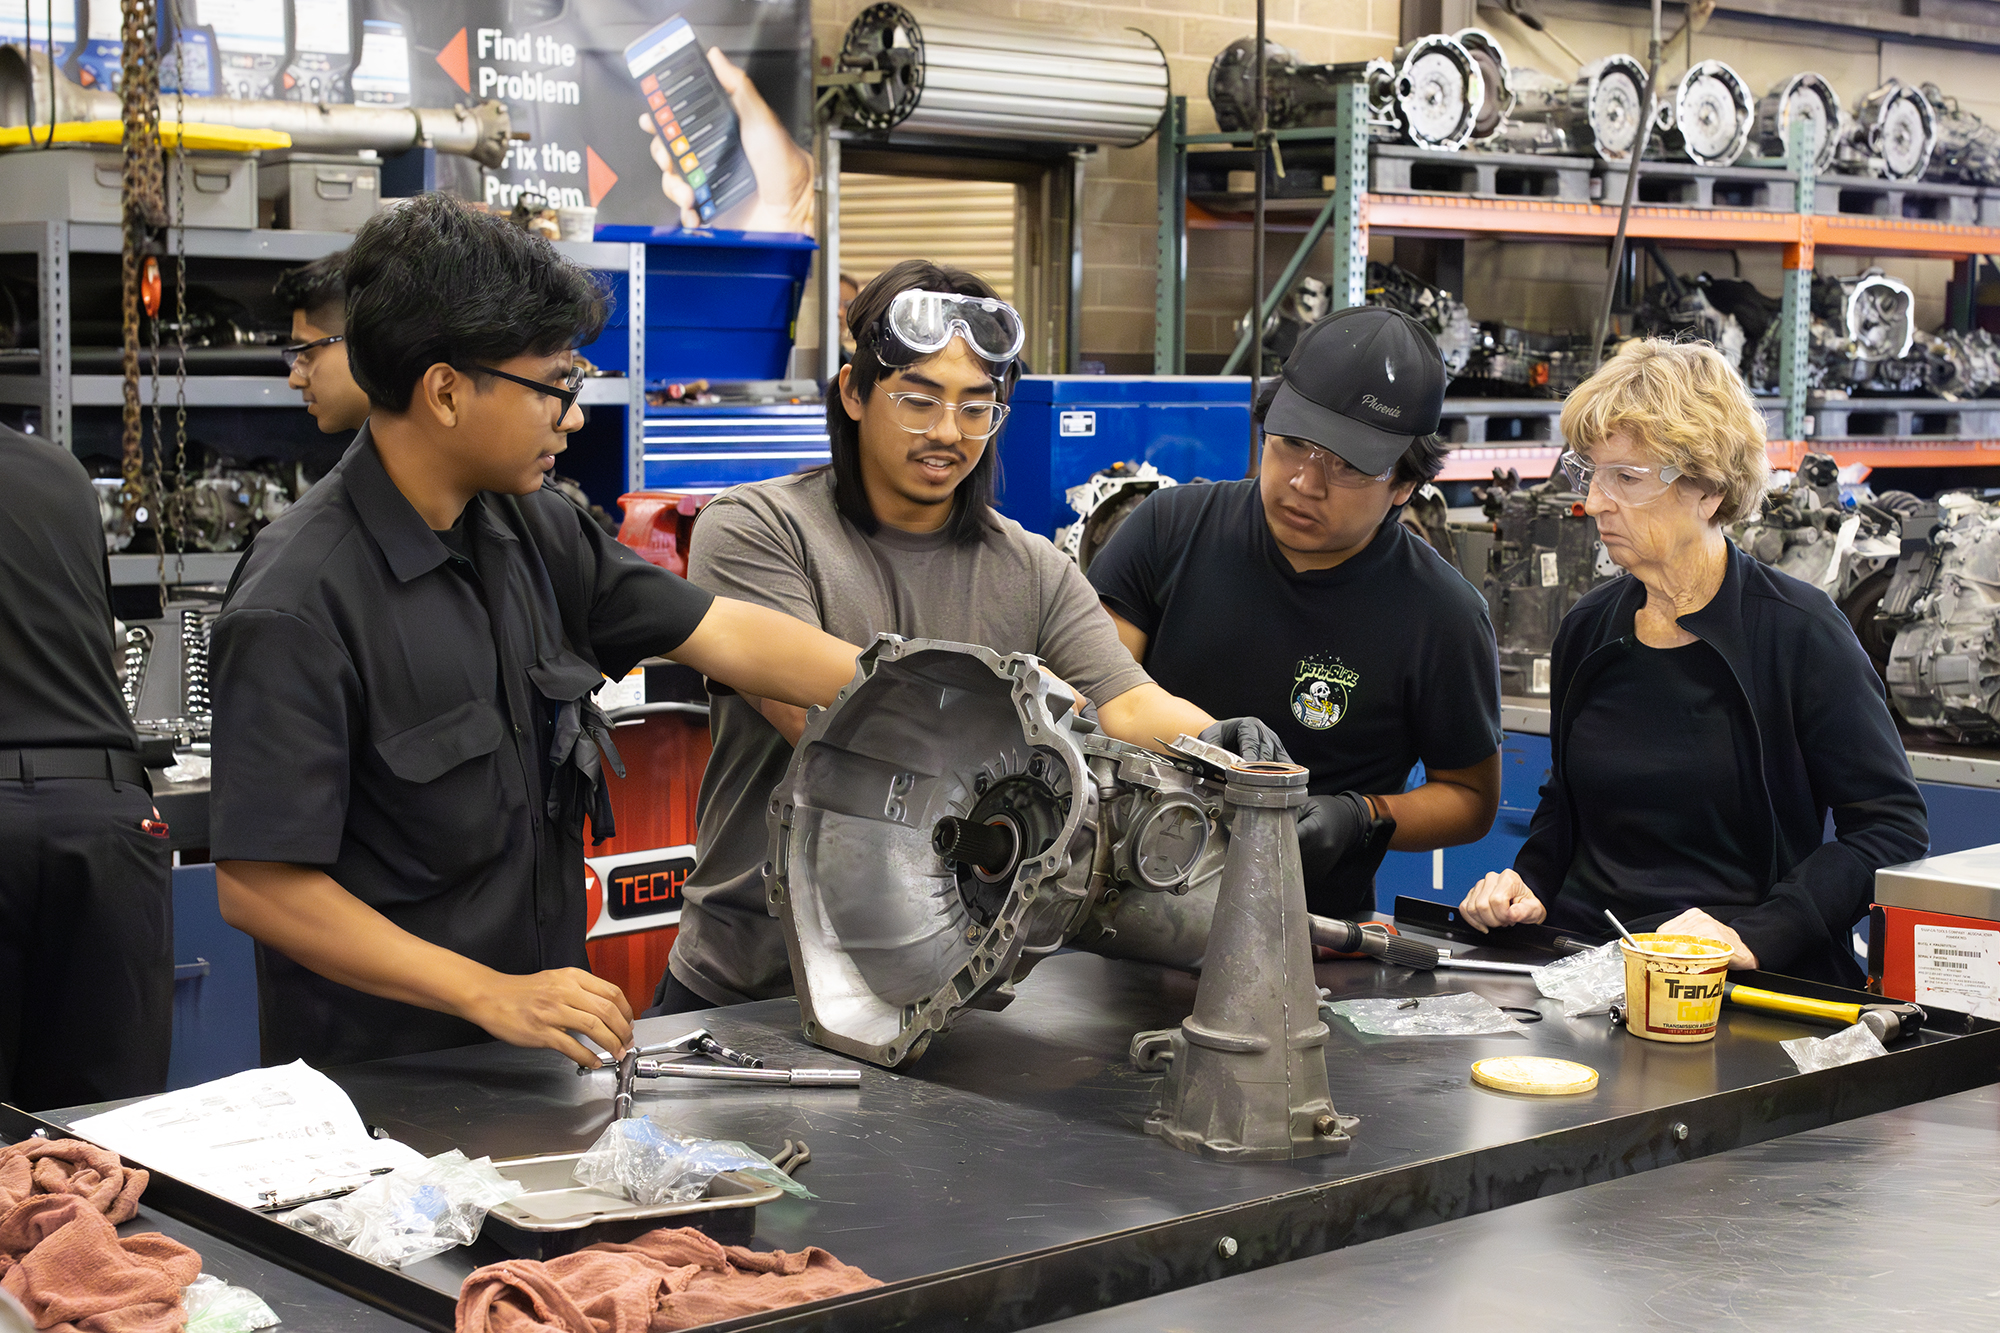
285;1149;523;1268
1323;992;1526;1036
572;1117;814;1206
1782;1021;1888;1073
183;1275;281;1333
1532;942;1627;1018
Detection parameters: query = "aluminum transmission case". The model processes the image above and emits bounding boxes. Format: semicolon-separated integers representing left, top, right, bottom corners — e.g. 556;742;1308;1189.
767;636;1223;1069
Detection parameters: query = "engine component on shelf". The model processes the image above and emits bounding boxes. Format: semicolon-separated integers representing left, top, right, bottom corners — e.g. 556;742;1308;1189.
94;477;137;553
1634;260;1747;374
1919;82;2000;185
836;4;1169;148
1056;462;1177;570
1454;28;1515;143
1391;32;1484;151
1236;275;1334;375
178;467;291;552
1838;78;1936;182
1754;73;1841;173
1365;262;1473;375
1208;39;1398;137
1506;55;1661;163
1747;269;1924;395
1128;757;1349;1161
1451;476;1622;696
1841;270;1918;362
1879;492;2000;741
767;637;1230;1068
1731;453;1905;605
0;45;513;168
1658;60;1754;167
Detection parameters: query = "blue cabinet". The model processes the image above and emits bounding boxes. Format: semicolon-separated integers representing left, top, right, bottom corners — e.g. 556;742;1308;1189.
1375;733;1549;914
168;864;261;1090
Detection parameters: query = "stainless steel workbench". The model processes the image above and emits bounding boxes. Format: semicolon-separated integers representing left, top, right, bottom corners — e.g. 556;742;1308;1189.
1031;1081;2000;1331
35;943;1999;1332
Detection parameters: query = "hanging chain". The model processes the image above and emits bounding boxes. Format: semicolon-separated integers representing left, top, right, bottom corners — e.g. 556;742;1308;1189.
119;0;164;536
171;76;190;579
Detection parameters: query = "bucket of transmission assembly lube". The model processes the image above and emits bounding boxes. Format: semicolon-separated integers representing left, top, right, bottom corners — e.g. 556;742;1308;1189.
1620;933;1734;1043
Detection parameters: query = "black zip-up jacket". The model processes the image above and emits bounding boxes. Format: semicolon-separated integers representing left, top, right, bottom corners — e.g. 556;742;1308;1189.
1514;542;1927;985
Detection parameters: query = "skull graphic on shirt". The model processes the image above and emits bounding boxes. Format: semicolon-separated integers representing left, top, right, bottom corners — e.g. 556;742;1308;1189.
1291;656;1359;731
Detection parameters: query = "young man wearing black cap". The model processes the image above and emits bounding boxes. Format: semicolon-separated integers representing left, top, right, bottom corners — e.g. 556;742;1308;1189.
1088;306;1504;918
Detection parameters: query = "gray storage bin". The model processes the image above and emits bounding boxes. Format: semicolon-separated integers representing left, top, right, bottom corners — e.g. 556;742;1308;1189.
256;152;379;232
0;146;257;227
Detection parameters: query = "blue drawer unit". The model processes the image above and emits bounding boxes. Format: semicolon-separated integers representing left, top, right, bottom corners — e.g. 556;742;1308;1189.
1376;733;1549;914
1000;376;1255;537
642;402;831;492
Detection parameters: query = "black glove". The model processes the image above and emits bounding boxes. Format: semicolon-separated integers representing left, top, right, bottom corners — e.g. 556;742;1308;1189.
1199;716;1292;764
1295;792;1397;909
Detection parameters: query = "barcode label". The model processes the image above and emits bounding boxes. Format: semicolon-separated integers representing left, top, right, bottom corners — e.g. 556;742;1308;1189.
1539;551;1559;587
1911;924;2000;1019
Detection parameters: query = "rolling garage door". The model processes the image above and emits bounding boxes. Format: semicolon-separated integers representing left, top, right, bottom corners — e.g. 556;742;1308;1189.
839;173;1018;300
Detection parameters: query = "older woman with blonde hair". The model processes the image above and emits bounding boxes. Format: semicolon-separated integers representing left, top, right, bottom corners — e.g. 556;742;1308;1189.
1460;339;1926;984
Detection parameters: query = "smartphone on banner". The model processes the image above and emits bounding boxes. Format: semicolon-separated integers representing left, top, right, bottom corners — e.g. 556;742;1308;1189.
625;16;756;226
282;0;352;103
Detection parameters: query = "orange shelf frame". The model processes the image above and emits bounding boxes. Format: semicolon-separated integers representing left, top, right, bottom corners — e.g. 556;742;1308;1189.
1439;439;2000;482
1190;193;2000;260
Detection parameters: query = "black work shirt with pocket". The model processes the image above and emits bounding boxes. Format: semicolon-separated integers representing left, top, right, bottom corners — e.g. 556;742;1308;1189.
210;429;714;1067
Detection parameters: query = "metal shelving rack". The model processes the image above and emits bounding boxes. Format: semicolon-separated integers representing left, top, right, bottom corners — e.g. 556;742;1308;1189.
1154;90;2000;480
0;222;647;583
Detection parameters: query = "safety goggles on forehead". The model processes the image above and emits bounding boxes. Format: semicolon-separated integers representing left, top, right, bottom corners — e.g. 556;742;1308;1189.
872;288;1026;371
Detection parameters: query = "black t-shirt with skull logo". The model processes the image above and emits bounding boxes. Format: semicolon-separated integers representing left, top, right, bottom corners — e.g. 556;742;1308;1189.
1088;478;1502;803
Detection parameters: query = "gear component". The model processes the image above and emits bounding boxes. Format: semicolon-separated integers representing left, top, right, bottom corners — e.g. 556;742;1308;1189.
767;637;1229;1068
1365;261;1473;375
1755;73;1841;173
1920;82;2000;185
1507;54;1662;163
1389;33;1483;150
1056;462;1177;571
1660;59;1755;166
1839;78;1936;181
836;3;1170;147
1453;28;1515;143
1879;494;2000;741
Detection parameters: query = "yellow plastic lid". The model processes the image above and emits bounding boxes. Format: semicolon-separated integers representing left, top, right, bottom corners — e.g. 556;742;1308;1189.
0;121;291;153
1470;1056;1600;1095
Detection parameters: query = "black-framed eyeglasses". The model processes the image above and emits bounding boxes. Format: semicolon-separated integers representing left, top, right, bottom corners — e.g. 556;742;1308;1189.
477;363;587;421
281;334;344;371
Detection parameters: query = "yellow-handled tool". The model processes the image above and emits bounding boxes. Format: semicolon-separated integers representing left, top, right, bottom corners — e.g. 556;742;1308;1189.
1723;983;1924;1042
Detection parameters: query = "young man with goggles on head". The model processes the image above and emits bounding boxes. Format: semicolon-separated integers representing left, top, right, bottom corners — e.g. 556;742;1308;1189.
651;260;1265;1014
1087;306;1505;921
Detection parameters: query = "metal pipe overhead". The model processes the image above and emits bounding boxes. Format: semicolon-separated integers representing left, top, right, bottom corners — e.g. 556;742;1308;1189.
836;3;1169;148
0;45;514;168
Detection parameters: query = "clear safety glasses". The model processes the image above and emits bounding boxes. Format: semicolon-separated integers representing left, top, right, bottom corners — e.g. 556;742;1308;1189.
885;391;1010;441
1558;449;1686;506
1266;434;1396;490
875;288;1027;369
281;333;344;371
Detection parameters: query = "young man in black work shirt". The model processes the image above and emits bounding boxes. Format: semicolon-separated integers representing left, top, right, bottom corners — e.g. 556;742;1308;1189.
1088;307;1504;918
0;427;172;1110
275;252;371;436
209;195;862;1070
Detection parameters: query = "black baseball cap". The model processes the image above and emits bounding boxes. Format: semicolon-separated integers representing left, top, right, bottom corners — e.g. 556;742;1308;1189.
1264;306;1447;475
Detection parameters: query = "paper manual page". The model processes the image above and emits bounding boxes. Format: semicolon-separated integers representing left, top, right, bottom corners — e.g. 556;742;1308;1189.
69;1060;425;1210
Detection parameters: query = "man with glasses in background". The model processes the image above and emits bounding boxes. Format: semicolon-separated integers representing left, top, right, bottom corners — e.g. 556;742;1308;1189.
208;195;867;1069
652;260;1253;1013
276;253;370;436
1087;307;1505;921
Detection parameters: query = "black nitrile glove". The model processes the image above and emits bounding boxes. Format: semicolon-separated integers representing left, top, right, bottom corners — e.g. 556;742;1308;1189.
1295;792;1397;911
1199;716;1292;764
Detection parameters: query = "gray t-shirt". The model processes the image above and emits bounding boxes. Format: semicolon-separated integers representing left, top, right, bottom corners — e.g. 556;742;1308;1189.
669;469;1153;1004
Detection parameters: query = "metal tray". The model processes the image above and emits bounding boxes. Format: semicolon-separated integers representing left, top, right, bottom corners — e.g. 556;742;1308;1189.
480;1151;785;1260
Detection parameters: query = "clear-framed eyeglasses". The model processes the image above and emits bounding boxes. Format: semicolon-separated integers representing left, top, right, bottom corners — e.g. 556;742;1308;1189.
1558;449;1686;506
1265;434;1396;490
281;333;344;371
884;391;1010;441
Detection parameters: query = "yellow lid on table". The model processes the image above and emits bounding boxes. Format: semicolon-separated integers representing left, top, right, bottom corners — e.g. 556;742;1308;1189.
0;121;292;152
1470;1056;1600;1095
